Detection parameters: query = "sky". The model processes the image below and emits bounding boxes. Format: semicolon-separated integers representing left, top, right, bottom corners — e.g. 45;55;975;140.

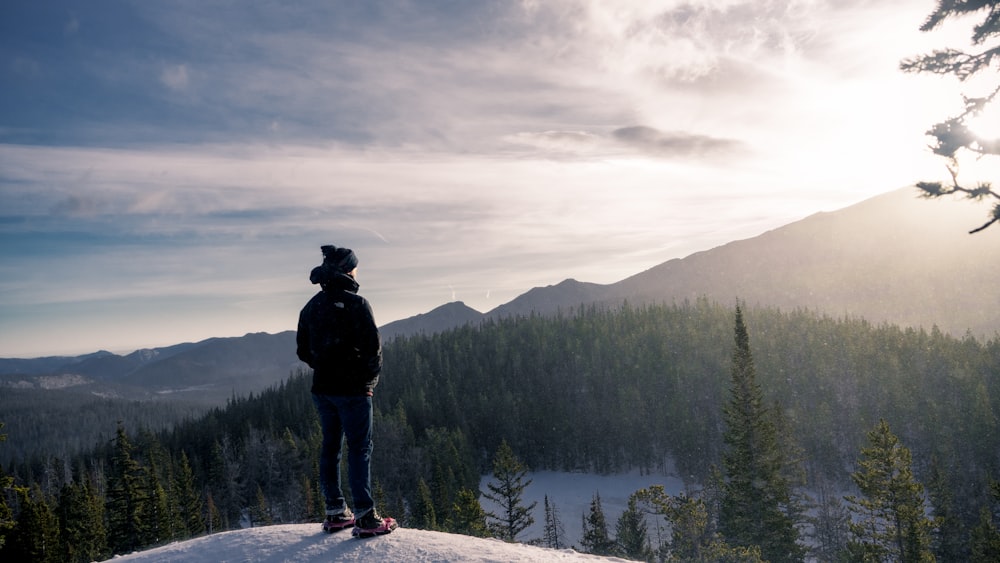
0;0;995;358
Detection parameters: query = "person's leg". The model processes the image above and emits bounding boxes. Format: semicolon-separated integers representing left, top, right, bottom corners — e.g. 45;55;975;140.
312;394;347;514
339;395;374;514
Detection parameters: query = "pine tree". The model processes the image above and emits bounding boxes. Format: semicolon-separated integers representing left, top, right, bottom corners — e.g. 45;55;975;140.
0;423;15;551
105;423;146;555
250;484;272;527
424;427;476;527
632;485;764;562
809;482;849;563
448;488;489;538
57;477;107;563
482;439;536;541
719;305;805;563
301;475;321;523
207;438;242;530
970;480;1000;563
665;493;713;561
845;419;934;563
542;495;566;549
9;485;60;563
615;495;651;561
143;463;173;545
204;492;222;535
174;451;205;538
581;491;616;556
413;478;438;530
901;0;1000;233
926;457;965;561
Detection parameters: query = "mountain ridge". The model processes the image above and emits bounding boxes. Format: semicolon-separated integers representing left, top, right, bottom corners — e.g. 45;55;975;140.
3;188;997;399
383;187;999;339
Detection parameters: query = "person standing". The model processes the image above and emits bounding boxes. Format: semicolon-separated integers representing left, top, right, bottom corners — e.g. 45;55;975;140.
296;244;397;536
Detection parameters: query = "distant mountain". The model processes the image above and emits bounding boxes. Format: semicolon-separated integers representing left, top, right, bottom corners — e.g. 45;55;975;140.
4;188;996;403
0;350;116;376
122;331;303;398
0;332;304;405
485;278;609;319
480;188;1000;340
379;301;484;340
607;187;1000;339
378;188;999;341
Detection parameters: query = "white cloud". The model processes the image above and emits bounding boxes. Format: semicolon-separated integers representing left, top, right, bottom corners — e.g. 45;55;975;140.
160;63;190;91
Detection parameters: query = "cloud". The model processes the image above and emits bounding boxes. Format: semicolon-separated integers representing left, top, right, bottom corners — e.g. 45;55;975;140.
64;14;79;35
503;130;603;155
612;125;745;158
160;64;190;91
504;125;744;160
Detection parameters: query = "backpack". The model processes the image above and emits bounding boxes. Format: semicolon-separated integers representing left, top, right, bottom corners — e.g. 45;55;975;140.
308;293;364;373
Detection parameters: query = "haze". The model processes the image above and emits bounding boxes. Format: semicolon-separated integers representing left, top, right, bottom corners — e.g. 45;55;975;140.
0;0;992;357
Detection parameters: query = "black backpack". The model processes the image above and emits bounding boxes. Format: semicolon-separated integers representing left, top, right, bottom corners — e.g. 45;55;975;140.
308;292;364;373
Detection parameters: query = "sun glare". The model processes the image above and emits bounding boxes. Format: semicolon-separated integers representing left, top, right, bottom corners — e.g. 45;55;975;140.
966;103;1000;146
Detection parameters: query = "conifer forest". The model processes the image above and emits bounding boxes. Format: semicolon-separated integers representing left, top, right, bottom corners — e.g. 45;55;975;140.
2;300;999;561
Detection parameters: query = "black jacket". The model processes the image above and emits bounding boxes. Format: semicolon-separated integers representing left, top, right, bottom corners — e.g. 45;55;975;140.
296;272;382;396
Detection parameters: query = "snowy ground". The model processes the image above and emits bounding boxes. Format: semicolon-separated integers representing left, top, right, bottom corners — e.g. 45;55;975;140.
108;525;635;562
497;470;685;547
107;471;684;562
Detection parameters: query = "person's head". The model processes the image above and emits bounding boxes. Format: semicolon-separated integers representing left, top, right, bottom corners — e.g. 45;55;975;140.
321;245;359;275
310;245;358;285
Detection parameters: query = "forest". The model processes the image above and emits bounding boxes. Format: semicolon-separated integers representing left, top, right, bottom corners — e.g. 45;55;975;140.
1;299;999;561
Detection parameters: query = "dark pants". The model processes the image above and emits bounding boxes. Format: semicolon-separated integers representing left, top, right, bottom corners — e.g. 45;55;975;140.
312;394;374;514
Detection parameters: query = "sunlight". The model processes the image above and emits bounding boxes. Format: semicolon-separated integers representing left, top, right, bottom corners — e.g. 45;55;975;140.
966;101;1000;148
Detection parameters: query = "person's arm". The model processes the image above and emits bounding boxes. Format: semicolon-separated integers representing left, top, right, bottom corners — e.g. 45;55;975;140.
296;304;314;367
357;299;383;384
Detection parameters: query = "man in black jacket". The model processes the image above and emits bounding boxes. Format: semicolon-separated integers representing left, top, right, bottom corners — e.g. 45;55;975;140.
297;245;396;536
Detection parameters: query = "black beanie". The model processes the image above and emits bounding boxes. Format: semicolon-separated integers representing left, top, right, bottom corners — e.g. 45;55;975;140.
320;245;359;273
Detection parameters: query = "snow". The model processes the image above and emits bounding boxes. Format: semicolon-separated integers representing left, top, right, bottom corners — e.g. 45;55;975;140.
108;471;685;562
108;525;634;562
498;470;685;547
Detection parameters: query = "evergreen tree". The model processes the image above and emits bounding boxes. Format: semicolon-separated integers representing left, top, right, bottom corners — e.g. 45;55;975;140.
423;427;476;527
845;419;934;563
301;475;321;523
105;423;146;555
542;495;566;550
8;486;60;563
632;485;764;563
580;491;616;556
372;479;388;523
448;488;489;538
58;478;107;563
969;481;1000;563
204;492;223;535
809;482;849;563
207;437;242;529
174;451;205;538
719;305;805;562
901;0;1000;233
143;462;173;545
482;439;536;541
926;457;966;561
250;484;272;527
0;423;14;551
615;495;651;561
412;478;438;530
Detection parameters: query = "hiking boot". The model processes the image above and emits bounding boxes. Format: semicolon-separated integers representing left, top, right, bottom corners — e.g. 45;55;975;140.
322;507;355;533
351;508;397;537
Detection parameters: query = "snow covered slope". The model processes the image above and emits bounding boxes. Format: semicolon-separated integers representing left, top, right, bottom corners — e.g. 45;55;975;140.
109;525;632;562
111;471;683;562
